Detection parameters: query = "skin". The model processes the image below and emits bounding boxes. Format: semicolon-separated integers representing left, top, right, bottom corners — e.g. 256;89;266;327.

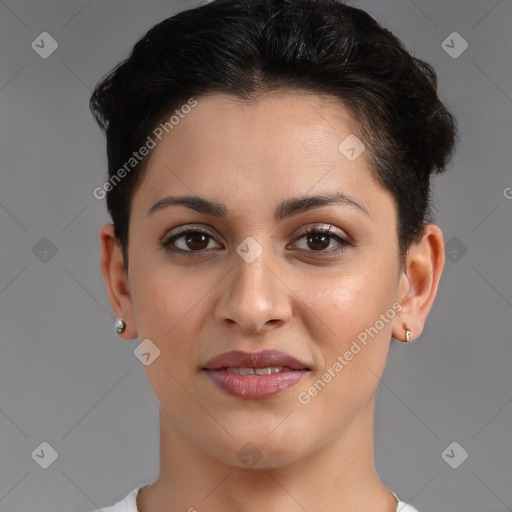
100;91;445;512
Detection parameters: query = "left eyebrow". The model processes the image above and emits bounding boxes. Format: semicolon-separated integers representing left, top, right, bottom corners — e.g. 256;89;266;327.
274;192;369;221
147;191;369;220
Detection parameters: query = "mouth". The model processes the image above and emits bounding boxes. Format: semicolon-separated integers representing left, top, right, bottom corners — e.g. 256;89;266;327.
202;349;311;400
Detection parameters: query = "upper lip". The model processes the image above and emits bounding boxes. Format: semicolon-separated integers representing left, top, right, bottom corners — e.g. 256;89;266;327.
202;350;310;371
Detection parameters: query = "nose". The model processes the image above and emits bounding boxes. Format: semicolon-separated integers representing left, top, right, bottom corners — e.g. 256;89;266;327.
214;245;293;335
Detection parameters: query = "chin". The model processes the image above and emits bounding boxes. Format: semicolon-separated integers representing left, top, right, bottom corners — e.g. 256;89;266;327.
205;429;313;470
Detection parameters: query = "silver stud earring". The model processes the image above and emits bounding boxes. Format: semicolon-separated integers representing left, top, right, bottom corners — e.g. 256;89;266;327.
115;318;126;335
402;322;412;342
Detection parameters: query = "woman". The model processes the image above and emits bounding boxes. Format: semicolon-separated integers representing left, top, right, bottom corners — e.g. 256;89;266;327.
89;0;456;510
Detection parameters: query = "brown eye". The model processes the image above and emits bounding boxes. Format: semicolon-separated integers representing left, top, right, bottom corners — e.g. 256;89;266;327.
292;227;351;255
183;232;210;251
162;228;222;255
305;231;331;251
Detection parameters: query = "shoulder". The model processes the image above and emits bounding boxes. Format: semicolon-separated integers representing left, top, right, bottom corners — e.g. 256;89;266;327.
90;486;420;512
396;500;421;512
391;490;420;512
89;486;142;512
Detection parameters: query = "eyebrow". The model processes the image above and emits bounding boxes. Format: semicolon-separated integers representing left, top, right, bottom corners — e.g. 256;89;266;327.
147;191;369;221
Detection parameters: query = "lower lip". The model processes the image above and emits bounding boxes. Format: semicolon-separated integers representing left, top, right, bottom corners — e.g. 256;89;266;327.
203;369;308;399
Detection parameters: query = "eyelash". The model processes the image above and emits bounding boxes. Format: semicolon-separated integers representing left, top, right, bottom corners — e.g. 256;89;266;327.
160;225;352;257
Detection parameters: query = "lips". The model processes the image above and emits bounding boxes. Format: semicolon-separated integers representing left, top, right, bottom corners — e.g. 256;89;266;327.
202;350;310;400
203;349;309;371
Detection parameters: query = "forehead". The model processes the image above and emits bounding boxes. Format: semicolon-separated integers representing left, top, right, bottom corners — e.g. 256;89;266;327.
131;91;392;222
164;91;361;155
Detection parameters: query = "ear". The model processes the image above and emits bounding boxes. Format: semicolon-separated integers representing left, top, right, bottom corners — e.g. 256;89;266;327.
99;223;138;340
393;224;445;342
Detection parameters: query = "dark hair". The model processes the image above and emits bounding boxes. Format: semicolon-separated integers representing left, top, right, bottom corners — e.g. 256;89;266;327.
90;0;456;267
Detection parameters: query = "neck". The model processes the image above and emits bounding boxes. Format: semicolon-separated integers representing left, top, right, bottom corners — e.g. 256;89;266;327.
137;398;397;512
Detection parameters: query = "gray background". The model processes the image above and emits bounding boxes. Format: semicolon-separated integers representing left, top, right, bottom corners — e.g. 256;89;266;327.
0;1;511;511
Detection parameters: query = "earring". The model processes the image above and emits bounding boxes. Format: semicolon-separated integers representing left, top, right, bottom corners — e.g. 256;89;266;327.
402;322;412;342
115;318;126;335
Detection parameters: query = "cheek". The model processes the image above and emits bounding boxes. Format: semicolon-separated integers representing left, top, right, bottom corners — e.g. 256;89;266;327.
297;258;400;397
129;263;220;377
128;267;208;412
284;268;399;449
300;260;399;340
131;258;205;331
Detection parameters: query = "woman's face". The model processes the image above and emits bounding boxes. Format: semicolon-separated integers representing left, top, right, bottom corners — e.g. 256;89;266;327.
122;92;407;467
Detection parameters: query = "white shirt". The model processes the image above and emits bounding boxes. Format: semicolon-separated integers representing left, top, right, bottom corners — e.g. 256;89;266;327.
92;486;420;512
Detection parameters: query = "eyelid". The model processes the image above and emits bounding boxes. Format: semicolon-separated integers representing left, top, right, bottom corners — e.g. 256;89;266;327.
293;222;346;239
161;224;220;243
